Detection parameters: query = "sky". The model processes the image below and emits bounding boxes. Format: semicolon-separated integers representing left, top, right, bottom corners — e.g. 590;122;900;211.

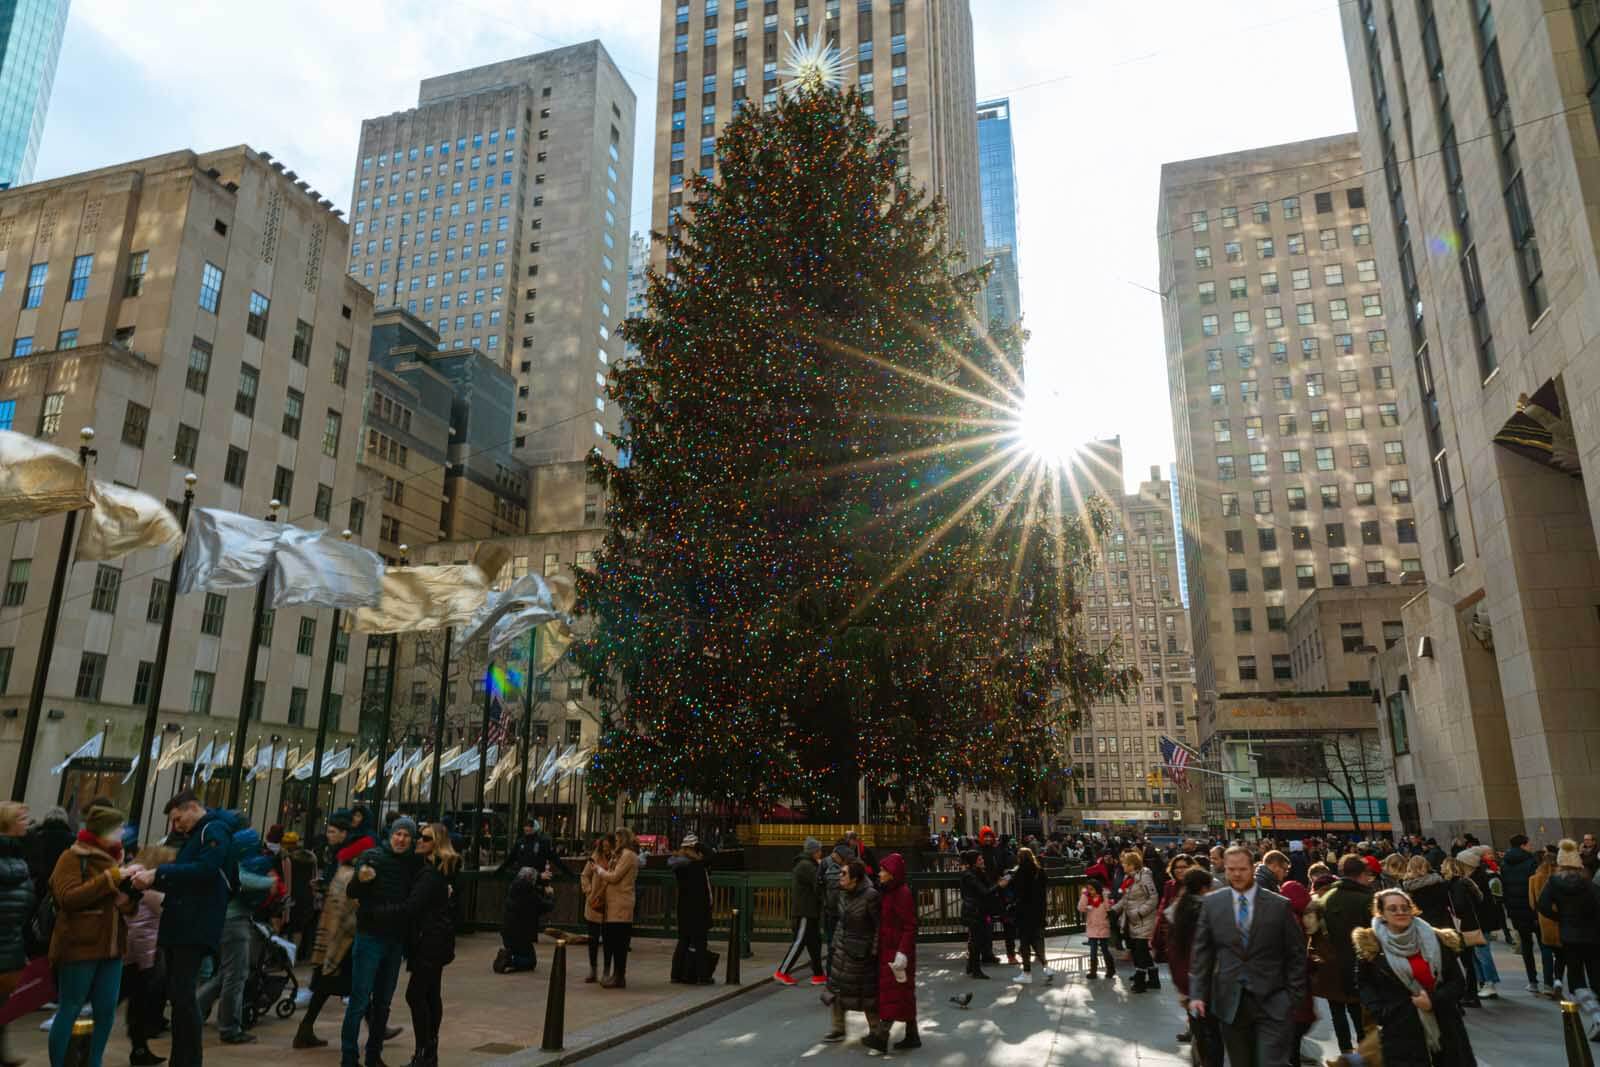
37;0;1359;492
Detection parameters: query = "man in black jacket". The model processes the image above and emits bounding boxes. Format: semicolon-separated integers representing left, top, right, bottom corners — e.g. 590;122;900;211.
1500;834;1542;991
502;817;572;881
776;837;824;985
341;816;421;1067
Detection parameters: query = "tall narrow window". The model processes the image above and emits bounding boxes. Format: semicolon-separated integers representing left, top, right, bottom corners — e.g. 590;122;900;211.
246;291;270;339
124;251;149;296
67;254;93;301
23;262;46;308
186;338;212;394
199;262;223;312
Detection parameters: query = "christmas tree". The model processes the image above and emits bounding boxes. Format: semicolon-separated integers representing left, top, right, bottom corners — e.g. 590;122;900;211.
577;46;1136;820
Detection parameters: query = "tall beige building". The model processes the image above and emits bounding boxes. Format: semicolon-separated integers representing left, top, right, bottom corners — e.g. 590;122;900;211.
347;42;635;533
0;146;377;810
650;0;983;275
1066;451;1205;832
1341;0;1600;842
1159;137;1417;834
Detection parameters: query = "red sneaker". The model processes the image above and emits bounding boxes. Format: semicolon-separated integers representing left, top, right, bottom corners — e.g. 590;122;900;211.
773;970;798;986
810;975;828;986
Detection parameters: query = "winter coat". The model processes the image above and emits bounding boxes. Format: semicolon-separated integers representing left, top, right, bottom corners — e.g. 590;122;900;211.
580;859;606;924
595;846;639;923
348;837;422;941
123;888;163;971
1312;877;1374;1003
820;845;854;922
959;868;998;925
405;861;456;971
153;808;240;950
312;862;360;976
502;832;573;881
23;817;73;901
1009;860;1048;935
1468;867;1503;931
1280;881;1316;1026
789;851;820;920
1355;925;1477;1067
1498;847;1539;928
1078;888;1111;939
827;880;879;1013
1446;876;1482;935
1528;867;1561;947
1111;866;1158;940
1404;873;1452;931
502;873;549;948
48;840;133;967
1538;869;1600;947
283;846;318;930
875;855;916;1022
670;849;712;933
0;835;35;974
1165;891;1204;997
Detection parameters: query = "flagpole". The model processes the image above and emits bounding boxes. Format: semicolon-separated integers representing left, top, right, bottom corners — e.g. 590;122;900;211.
12;428;96;802
426;627;454;822
245;734;262;829
145;726;176;841
470;659;493;868
127;474;195;828
514;626;537;846
226;499;280;808
371;545;407;816
303;530;352;840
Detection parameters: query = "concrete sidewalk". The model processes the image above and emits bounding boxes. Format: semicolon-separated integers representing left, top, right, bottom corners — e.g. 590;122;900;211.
3;934;781;1067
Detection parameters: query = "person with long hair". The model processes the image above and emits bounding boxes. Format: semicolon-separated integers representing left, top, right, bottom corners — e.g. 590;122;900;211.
1165;867;1217;1061
594;827;639;988
1355;888;1477;1065
669;834;714;984
401;823;458;1067
1528;845;1564;997
580;834;614;984
0;803;34;1067
123;844;174;1067
1152;853;1193;966
1110;848;1160;993
1009;847;1051;984
1440;857;1485;1006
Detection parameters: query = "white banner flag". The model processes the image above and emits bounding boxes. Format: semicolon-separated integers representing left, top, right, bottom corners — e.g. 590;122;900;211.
176;509;284;594
76;480;184;562
270;527;385;612
122;734;164;784
246;741;274;782
51;731;103;775
156;734;195;773
454;573;568;655
0;429;89;522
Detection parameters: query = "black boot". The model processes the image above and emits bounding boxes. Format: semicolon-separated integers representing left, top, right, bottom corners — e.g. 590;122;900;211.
1146;969;1161;991
1130;970;1147;993
895;1022;922;1050
1087;965;1098;980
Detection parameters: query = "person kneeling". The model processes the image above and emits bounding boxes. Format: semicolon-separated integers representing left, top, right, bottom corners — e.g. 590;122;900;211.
494;866;550;974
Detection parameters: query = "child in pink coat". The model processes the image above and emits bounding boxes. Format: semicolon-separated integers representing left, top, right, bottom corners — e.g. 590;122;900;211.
1078;876;1116;979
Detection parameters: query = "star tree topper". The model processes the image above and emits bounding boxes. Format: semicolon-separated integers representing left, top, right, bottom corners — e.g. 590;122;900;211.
779;31;847;95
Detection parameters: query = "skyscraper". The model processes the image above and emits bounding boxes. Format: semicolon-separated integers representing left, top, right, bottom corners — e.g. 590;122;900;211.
1159;136;1413;833
977;97;1020;327
347;42;635;532
1341;0;1600;841
0;0;70;189
650;0;983;276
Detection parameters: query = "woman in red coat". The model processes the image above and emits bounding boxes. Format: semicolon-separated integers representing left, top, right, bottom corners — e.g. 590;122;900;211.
1279;878;1319;1056
875;853;919;1051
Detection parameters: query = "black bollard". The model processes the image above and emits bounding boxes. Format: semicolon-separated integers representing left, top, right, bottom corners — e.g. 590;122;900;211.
1563;1000;1595;1067
725;906;741;985
541;938;568;1052
63;1019;93;1067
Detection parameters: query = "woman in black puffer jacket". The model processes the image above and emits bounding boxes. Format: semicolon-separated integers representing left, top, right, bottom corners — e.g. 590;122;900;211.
0;803;37;1065
824;861;884;1051
401;823;460;1067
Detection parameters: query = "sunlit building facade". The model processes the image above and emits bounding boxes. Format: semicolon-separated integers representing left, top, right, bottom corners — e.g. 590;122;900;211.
977;97;1020;327
0;0;69;189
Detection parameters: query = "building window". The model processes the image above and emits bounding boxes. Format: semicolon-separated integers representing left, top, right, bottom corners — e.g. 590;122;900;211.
124;251;149;296
1397;517;1417;543
1356;481;1375;506
1391;479;1412;503
282;389;303;438
1272;654;1293;681
186;338;212;394
189;670;215;713
246;291;270;338
201;592;227;636
235;364;259;416
1237;656;1258;681
121;402;149;448
1;559;28;607
292;319;314;364
273;465;294;505
224;446;248;487
1262;566;1282;591
1367;560;1388;584
91;565;121;612
323;411;342;457
348;499;366;535
1387;691;1410;755
75;652;107;700
332;344;351;387
199;262;223;313
288;688;308;726
132;660;155;706
1287;487;1306;511
68;254;93;301
1327;522;1346;547
1384;441;1405;465
9;337;30;358
297;616;317;656
1296;564;1316;589
314;483;334;522
1331;562;1352;586
1232;607;1252;632
23;262;46;308
1220;493;1239;517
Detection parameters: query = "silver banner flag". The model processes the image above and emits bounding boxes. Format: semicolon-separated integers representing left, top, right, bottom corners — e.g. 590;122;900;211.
176;509;283;594
270;527;385;612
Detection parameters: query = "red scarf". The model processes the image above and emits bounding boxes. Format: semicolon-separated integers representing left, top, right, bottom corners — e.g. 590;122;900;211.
77;829;123;862
1121;875;1134;892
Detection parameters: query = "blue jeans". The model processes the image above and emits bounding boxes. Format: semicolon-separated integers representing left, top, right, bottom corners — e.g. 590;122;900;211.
342;934;403;1067
197;907;254;1037
50;958;122;1067
1474;942;1502;984
1086;937;1115;972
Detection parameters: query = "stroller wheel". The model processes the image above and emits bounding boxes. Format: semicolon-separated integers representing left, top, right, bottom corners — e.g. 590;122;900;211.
244;1004;259;1028
276;999;296;1020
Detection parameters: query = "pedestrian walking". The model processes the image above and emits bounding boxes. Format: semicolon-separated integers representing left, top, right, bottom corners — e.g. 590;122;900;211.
280;830;318;952
580;835;613;984
0;803;35;1067
401;823;458;1067
819;840;856;961
977;828;1017;964
775;837;825;986
123;844;172;1067
1306;855;1374;1057
1537;839;1600;1001
1078;877;1115;980
48;806;139;1067
1188;845;1307;1067
822;861;882;1050
1110;849;1159;993
1152;853;1193;966
295;822;373;1049
1440;856;1486;1005
1403;855;1451;930
594;827;639;989
1460;848;1503;996
1355;888;1478;1066
342;815;421;1067
130;791;237;1067
669;834;713;984
196;824;275;1045
1498;834;1541;994
875;854;919;1050
959;851;1003;979
1009;847;1050;984
1527;845;1564;998
1165;867;1218;1062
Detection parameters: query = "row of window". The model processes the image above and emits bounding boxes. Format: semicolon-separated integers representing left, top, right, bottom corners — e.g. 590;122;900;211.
1214;404;1399;444
1217;439;1404;478
362;129;519;170
1190;189;1365;235
1193;223;1371;270
1208;367;1395;406
1219;478;1412;516
1200;296;1384;334
1225;521;1416;571
1198;261;1378;303
1206;331;1389;371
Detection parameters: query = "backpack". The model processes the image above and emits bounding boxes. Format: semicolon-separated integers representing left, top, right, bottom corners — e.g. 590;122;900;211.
25;855;87;957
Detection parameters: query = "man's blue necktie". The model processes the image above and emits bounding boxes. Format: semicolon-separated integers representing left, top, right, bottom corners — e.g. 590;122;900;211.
1237;893;1250;950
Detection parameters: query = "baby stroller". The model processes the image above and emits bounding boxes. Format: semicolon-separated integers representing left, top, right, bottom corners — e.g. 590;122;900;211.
243;919;300;1028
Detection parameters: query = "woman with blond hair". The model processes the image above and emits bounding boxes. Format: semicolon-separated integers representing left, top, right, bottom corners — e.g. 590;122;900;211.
594;827;639;988
1109;848;1159;993
1440;856;1485;1006
401;823;459;1067
580;834;614;983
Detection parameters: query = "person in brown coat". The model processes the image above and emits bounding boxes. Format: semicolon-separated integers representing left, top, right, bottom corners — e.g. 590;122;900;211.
580;835;614;984
1528;846;1564;997
594;827;639;988
48;806;141;1067
294;830;373;1048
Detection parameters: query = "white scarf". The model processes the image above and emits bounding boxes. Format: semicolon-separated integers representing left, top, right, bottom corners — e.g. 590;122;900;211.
1371;917;1444;1052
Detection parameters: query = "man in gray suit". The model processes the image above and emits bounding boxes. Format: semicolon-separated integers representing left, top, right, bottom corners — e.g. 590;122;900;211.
1189;845;1308;1067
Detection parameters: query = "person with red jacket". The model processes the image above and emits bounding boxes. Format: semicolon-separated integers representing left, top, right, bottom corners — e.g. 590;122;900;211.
874;854;918;1052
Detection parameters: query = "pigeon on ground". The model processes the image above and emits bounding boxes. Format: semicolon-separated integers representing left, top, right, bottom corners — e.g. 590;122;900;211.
949;992;973;1008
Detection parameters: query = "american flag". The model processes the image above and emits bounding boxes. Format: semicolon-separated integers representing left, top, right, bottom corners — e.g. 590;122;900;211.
1160;735;1194;789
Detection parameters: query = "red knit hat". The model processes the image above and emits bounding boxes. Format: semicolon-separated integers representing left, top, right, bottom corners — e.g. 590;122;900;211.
1362;854;1381;875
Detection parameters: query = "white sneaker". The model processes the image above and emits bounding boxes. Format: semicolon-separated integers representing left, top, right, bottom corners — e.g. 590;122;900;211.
1014;971;1032;984
1478;982;1498;999
1526;982;1541;994
1040;966;1055;983
1542;983;1558;998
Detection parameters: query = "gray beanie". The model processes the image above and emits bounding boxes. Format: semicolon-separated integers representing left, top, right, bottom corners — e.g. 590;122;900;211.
804;836;822;854
391;815;419;840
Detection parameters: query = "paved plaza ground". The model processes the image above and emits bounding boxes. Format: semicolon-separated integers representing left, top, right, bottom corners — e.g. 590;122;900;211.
1;933;1574;1066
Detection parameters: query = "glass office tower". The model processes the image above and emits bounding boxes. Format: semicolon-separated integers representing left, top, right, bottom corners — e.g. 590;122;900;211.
0;0;70;189
977;97;1020;327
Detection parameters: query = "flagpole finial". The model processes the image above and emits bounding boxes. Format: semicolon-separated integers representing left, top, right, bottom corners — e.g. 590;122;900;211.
79;427;95;443
269;499;282;511
183;472;198;488
341;529;353;541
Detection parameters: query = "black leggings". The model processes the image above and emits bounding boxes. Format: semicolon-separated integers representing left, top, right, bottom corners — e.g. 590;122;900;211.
1017;923;1047;971
405;965;444;1055
1566;942;1600;993
603;921;633;979
1128;936;1154;975
587;921;604;973
1326;999;1364;1052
